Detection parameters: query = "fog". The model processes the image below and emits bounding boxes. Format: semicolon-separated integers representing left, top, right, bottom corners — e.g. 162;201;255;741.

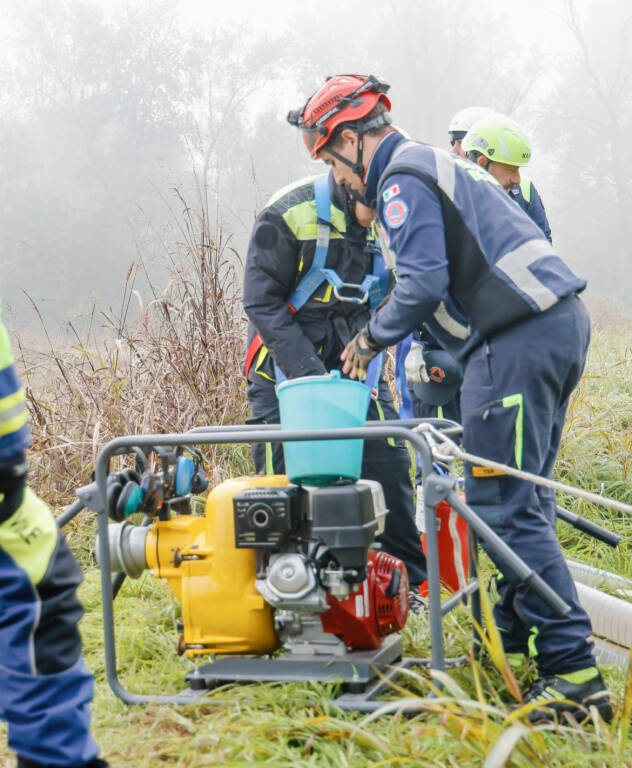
1;0;630;333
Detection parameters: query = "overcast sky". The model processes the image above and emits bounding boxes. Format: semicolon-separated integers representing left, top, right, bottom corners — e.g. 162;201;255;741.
2;0;630;332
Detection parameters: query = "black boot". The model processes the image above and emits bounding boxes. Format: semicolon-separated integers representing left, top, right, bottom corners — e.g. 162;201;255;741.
523;667;613;724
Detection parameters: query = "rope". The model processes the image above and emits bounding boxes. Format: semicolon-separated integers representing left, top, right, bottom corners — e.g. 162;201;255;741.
416;423;632;517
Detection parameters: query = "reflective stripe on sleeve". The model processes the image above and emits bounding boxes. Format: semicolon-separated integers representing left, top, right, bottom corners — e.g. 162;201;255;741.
0;388;28;431
495;240;558;311
432;301;469;340
432;148;456;202
0;488;59;586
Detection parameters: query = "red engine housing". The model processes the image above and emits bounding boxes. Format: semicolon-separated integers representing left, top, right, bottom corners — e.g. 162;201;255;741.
319;550;409;649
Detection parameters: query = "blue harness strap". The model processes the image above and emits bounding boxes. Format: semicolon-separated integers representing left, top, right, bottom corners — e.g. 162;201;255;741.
287;175;382;313
366;242;389;309
277;175;390;397
365;352;383;398
287;173;332;313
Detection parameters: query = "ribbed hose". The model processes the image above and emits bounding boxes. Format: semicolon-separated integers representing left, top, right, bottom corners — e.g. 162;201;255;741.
567;559;632;593
574;581;632;648
592;637;630;669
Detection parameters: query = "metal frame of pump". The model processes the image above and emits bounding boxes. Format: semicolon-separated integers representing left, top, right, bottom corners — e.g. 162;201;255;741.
66;419;573;712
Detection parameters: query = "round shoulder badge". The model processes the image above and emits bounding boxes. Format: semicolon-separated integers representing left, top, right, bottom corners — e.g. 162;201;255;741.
385;198;409;229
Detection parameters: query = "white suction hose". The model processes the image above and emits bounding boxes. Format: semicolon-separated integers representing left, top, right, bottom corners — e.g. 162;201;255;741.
567;559;632;595
573;581;632;649
592;637;630;669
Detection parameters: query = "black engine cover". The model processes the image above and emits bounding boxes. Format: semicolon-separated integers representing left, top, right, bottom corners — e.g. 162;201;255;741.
309;484;377;581
233;486;306;549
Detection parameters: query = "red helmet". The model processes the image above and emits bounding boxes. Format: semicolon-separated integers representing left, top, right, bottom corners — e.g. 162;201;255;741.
288;74;391;158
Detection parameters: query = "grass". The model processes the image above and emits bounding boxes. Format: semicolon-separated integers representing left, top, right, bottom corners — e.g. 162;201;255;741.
3;196;632;766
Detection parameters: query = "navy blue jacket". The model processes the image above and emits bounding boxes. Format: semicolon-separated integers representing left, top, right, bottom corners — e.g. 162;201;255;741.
365;132;585;352
509;176;552;243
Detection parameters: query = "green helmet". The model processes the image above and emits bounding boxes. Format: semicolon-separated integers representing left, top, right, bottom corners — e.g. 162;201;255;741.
462;113;532;166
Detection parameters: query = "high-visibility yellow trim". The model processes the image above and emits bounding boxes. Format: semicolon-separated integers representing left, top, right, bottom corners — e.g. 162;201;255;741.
313;284;333;303
265;442;274;475
519;175;532;203
558;667;599;685
254;346;274;383
375;400;396;447
282;200;346;241
0;321;15;369
528;625;539;658
502;393;524;470
542;685;567;700
506;651;527;670
0;388;28;438
0;409;29;438
0;488;58;586
472;466;507;477
0;387;25;412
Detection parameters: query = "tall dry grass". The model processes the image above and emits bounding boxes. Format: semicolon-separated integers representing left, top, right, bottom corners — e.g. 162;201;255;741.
13;187;250;508
4;217;632;765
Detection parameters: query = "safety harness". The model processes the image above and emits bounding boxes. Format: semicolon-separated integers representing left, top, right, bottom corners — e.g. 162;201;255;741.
245;174;389;394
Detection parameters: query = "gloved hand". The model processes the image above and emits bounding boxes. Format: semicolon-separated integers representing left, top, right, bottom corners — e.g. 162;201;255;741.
405;341;430;383
341;327;383;380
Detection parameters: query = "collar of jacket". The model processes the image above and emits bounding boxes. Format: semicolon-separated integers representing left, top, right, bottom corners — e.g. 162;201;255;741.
363;130;407;208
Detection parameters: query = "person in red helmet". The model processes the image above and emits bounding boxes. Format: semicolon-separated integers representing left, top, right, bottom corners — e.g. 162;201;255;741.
288;74;393;183
288;75;612;725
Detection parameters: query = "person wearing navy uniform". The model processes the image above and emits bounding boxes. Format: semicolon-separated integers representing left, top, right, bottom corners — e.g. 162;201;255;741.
288;74;612;722
242;171;428;605
407;110;555;429
0;303;108;767
463;112;552;243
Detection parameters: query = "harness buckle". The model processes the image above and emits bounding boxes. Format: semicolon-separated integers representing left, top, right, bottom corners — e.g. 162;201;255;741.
332;282;369;304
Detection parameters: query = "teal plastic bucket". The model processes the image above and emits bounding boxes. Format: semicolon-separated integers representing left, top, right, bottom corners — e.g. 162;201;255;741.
277;370;370;486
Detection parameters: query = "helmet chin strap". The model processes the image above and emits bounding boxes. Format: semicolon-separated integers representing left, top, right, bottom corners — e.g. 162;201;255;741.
324;133;366;178
322;113;392;182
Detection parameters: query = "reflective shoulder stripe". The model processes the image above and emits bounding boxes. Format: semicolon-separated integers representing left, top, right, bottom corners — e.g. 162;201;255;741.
519;175;532;203
374;222;396;270
389;139;419;162
266;175;317;207
282;199;346;240
0;393;28;437
432;301;469;340
0;487;59;586
431;148;456;202
495;239;558;311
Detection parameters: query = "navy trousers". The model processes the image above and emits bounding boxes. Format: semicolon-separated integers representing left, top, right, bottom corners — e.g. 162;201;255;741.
247;375;428;587
461;295;595;675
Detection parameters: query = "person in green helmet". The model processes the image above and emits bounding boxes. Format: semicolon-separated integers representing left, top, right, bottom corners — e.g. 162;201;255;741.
462;112;552;242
